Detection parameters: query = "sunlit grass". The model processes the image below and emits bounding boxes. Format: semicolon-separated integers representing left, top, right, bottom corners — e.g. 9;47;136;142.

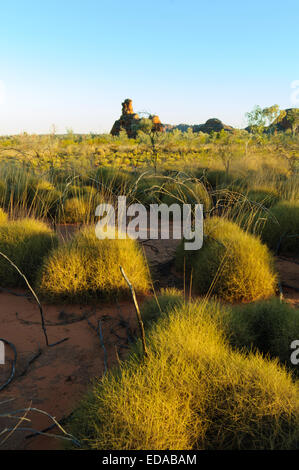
37;226;150;303
260;200;299;254
0;207;7;223
224;298;299;376
0;218;57;286
176;217;277;302
68;300;299;450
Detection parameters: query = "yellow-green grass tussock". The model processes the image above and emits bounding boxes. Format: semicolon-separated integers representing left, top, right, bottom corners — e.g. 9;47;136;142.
176;217;277;302
37;227;150;303
260;200;299;254
141;287;184;327
224;298;299;376
0;208;8;223
68;301;299;450
0;218;58;287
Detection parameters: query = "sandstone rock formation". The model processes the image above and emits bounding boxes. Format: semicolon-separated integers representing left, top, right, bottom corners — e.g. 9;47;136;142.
110;99;140;138
110;99;164;138
164;118;234;134
150;114;164;132
196;118;233;134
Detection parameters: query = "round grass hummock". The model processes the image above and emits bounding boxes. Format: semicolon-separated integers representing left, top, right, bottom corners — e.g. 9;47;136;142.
260;200;299;254
0;218;58;287
224;298;299;375
37;227;150;303
68;301;299;450
246;187;280;208
176;217;277;302
141;288;184;327
59;197;90;223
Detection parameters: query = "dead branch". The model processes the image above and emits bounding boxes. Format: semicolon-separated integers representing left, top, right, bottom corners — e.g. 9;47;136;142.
119;266;148;358
18;349;42;378
0;407;80;447
86;318;108;374
0;251;68;347
97;320;108;374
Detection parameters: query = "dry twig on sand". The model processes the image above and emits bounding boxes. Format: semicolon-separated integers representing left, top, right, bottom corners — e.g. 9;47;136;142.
119;266;148;358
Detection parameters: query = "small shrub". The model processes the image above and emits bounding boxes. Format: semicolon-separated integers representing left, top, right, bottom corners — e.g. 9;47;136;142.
68;301;299;450
225;299;299;375
260;200;299;253
176;217;277;302
141;288;184;327
0;219;57;287
37;227;150;303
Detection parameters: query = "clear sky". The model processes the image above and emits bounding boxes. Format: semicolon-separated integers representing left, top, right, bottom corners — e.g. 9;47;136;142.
0;0;298;135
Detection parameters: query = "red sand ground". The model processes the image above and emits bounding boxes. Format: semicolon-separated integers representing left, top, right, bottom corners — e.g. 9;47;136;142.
0;296;141;450
0;233;298;450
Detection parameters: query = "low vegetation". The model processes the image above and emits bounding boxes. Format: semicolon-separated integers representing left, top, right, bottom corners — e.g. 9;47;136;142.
0;218;57;286
176;217;277;302
0;123;298;450
260;200;299;253
141;287;184;327
224;298;299;375
37;227;150;303
60;197;90;224
68;301;299;450
0;208;7;223
246;186;280;208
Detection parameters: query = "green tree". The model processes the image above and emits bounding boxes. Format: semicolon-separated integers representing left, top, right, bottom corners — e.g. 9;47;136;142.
263;104;280;127
135;117;165;173
246;104;285;134
288;108;299;136
246;105;266;133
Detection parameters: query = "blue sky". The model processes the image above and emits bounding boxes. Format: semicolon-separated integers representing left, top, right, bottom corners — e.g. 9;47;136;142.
0;0;298;134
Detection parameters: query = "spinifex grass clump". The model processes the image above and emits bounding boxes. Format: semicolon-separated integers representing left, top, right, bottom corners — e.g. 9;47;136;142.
260;200;299;253
57;184;107;224
224;298;299;375
95;167;133;194
132;176;162;205
68;301;299;450
59;197;90;224
141;287;184;327
38;227;150;303
246;186;280;208
159;180;211;211
0;208;7;223
0;219;58;287
28;180;62;218
176;217;277;302
204;169;235;189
